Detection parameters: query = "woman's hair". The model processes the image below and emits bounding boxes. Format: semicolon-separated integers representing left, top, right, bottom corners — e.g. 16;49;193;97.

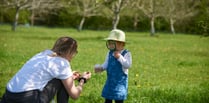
52;36;77;58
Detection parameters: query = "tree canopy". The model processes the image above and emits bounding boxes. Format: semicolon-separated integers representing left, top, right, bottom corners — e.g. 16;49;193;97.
0;0;208;35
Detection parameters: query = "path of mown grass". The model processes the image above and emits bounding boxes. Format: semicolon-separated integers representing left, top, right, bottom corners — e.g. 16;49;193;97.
0;25;209;103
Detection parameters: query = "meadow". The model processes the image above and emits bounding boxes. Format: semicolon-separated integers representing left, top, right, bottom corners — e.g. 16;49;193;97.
0;25;209;103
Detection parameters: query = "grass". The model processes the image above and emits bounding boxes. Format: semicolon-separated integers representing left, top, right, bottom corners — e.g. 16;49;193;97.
0;25;209;103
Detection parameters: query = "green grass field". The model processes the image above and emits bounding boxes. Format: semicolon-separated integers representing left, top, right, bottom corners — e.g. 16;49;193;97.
0;25;209;103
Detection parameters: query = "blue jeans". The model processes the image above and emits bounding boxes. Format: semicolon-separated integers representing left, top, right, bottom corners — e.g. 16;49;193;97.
0;79;69;103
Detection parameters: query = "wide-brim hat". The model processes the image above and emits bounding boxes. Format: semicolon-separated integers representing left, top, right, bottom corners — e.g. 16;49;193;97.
104;29;126;42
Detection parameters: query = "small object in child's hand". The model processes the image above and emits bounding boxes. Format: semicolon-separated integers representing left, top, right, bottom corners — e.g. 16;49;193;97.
94;64;101;69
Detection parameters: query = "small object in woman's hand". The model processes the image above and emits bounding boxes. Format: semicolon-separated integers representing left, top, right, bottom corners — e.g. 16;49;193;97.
81;71;91;80
78;77;87;83
72;71;81;80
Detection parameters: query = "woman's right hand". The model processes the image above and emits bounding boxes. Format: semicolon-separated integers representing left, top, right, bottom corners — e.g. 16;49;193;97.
81;72;91;80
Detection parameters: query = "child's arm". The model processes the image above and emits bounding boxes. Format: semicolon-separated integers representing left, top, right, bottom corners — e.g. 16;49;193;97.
94;52;109;73
94;66;104;73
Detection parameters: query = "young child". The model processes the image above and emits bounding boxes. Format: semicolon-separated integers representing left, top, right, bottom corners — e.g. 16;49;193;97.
94;29;132;103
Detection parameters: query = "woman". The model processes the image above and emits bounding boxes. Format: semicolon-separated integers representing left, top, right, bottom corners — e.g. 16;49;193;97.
0;36;91;103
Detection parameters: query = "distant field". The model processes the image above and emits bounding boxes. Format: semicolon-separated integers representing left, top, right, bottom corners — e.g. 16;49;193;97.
0;25;209;103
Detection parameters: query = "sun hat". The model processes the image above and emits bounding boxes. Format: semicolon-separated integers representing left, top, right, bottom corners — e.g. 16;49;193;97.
104;29;126;42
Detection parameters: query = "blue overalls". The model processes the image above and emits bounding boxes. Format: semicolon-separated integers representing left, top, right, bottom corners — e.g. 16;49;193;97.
102;49;128;100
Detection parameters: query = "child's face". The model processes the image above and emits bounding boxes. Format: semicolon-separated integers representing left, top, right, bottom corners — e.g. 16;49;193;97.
115;41;125;51
106;40;125;51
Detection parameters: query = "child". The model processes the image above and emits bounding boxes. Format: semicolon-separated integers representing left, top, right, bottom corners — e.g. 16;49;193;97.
0;36;91;103
94;29;132;103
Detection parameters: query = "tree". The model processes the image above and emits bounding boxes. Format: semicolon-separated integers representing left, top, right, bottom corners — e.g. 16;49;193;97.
2;0;32;31
121;1;145;30
0;1;5;23
103;0;129;29
2;0;65;31
29;0;65;26
69;0;103;31
197;0;209;36
163;0;200;34
133;0;165;36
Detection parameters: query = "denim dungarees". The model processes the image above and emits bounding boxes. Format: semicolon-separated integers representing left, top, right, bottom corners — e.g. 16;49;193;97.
102;50;128;100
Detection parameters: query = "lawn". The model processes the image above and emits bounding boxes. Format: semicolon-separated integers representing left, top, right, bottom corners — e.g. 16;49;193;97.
0;25;209;103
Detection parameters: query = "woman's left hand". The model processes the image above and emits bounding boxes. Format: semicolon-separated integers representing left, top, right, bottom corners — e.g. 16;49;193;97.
72;71;81;80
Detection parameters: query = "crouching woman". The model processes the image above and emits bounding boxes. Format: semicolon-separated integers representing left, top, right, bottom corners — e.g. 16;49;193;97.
0;36;91;103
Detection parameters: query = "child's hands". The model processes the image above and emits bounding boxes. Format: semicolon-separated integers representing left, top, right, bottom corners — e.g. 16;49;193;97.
94;64;103;73
114;51;121;59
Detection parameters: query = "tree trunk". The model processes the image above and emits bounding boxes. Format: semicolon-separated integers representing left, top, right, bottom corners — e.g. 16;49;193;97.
30;10;35;26
170;18;175;34
112;12;120;29
12;7;20;31
0;10;3;22
78;16;86;31
150;16;155;36
133;14;139;30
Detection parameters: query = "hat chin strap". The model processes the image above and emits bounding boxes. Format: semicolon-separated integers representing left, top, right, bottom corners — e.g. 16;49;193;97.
106;42;116;51
108;47;116;51
106;45;116;51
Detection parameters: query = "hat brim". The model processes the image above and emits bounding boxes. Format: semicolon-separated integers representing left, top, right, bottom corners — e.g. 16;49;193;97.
104;38;125;42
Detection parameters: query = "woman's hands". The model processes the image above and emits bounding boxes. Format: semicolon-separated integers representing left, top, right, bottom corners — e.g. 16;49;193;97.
72;71;81;80
72;71;91;82
62;71;91;100
81;72;91;80
78;72;91;84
